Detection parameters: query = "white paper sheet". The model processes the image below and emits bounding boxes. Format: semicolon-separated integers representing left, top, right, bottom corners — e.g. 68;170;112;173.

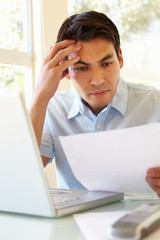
73;211;160;240
59;122;160;196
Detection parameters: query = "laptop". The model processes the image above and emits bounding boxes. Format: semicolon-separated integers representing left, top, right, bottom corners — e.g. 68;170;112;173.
0;93;123;218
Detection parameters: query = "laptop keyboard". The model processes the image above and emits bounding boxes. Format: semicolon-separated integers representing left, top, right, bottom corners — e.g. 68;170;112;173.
51;196;79;205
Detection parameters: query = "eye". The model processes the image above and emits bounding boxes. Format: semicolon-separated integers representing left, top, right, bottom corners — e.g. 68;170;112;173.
75;66;88;71
101;62;112;67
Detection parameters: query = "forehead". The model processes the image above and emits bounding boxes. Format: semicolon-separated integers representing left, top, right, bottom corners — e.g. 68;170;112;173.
76;38;116;62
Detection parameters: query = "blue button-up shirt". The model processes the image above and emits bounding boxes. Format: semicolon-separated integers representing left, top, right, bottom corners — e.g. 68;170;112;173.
40;78;160;189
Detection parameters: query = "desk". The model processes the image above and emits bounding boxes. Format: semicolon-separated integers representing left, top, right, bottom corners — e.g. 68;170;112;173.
0;199;160;239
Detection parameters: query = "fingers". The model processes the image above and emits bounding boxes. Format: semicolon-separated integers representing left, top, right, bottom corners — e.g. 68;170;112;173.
44;40;79;64
146;167;160;177
56;55;80;73
146;175;160;187
146;167;160;197
51;44;81;66
36;40;81;101
51;40;77;60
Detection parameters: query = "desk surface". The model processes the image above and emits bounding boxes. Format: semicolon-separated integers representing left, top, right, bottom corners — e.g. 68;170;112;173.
1;199;160;240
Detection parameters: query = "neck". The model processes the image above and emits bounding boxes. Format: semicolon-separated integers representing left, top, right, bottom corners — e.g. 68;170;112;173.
81;98;108;116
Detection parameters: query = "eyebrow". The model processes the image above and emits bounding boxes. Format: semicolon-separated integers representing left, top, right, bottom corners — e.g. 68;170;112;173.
74;60;89;65
74;54;113;65
98;54;113;63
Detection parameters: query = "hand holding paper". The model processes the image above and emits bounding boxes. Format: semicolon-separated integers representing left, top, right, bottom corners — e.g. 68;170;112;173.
59;122;160;197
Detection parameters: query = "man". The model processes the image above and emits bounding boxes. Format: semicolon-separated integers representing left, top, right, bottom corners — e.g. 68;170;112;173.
29;11;160;196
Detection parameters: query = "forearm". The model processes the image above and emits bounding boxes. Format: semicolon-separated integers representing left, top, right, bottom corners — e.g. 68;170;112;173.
29;40;81;147
29;94;49;147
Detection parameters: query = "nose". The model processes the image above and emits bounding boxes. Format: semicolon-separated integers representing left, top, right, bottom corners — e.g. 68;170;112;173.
90;68;105;86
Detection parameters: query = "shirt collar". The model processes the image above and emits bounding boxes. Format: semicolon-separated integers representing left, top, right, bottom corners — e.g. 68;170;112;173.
67;91;82;119
110;77;128;116
67;77;128;119
67;91;97;119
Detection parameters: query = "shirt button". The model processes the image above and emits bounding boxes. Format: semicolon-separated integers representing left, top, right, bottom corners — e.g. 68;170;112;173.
97;124;101;129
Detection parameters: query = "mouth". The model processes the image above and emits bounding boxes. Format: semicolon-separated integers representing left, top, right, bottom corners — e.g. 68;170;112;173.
90;89;109;97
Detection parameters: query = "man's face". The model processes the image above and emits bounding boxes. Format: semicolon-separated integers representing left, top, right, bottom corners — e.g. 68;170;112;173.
67;38;123;115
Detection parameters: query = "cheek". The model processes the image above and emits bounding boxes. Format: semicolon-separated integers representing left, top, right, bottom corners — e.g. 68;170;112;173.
68;68;85;80
71;80;86;96
108;66;120;82
70;73;88;92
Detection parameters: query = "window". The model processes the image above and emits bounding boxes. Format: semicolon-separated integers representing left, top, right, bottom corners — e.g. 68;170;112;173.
68;0;160;88
0;0;33;103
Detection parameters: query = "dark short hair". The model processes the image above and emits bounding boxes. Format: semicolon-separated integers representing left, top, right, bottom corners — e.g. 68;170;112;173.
57;11;120;58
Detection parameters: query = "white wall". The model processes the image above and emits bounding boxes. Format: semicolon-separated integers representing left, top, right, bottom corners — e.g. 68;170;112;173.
41;0;71;92
41;0;68;53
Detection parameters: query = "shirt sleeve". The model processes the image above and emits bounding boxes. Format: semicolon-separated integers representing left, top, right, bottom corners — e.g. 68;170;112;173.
40;114;55;160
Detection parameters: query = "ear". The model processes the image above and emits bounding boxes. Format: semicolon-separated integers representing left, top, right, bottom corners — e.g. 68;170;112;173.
119;48;124;69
